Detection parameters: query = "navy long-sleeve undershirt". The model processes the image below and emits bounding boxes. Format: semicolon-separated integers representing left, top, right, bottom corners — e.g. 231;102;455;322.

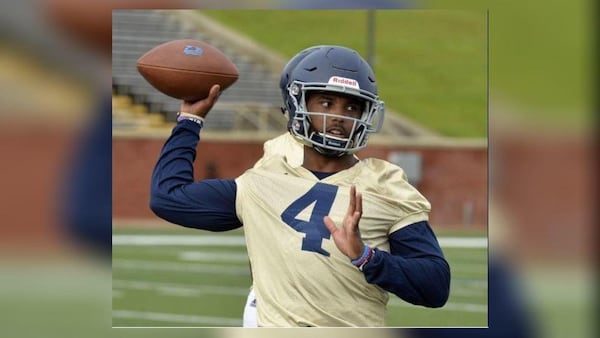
150;120;450;308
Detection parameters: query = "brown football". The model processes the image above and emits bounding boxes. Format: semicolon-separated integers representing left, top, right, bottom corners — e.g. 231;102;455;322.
136;39;239;101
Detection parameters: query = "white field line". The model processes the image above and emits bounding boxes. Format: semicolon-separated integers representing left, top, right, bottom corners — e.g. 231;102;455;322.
112;259;250;275
388;298;487;313
114;278;484;301
178;251;249;262
448;287;488;297
439;302;487;313
439;237;487;248
113;235;487;248
112;235;245;246
113;261;487;290
113;279;249;296
113;266;486;300
113;280;486;315
450;264;489;274
112;310;240;326
451;278;488;288
115;248;487;276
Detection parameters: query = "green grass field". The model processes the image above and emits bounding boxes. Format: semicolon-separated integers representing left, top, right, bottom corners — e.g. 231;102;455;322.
112;226;487;327
202;10;487;138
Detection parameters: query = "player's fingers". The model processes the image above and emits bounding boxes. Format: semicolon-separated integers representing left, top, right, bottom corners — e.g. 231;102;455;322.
347;185;356;216
186;85;221;117
347;190;362;224
346;211;361;234
205;84;221;105
356;191;363;216
209;84;221;98
323;216;338;234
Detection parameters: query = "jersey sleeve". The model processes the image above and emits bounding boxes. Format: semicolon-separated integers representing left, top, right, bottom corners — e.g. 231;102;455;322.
149;120;242;231
363;221;450;308
389;176;431;233
361;159;431;234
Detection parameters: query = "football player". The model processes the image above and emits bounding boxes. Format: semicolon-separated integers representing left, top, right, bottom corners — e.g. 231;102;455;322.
241;46;349;327
150;45;450;326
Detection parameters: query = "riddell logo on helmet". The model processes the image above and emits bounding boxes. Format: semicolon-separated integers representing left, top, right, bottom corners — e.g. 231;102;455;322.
328;77;359;89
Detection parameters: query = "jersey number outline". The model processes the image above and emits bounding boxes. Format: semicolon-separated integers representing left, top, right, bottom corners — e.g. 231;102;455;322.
280;182;338;256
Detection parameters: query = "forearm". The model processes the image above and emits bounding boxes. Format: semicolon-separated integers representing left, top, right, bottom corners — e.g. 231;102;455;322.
362;221;451;307
150;120;241;231
363;250;450;307
152;120;202;192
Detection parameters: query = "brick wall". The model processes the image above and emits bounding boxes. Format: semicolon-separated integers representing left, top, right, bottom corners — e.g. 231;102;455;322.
113;136;487;229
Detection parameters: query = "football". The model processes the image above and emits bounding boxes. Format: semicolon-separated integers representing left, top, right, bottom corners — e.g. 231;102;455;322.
136;39;239;101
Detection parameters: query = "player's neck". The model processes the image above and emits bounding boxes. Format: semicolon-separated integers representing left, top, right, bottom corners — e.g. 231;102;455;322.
302;146;358;173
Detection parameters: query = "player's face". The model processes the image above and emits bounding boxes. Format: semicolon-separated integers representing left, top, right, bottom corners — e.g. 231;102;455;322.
306;92;364;138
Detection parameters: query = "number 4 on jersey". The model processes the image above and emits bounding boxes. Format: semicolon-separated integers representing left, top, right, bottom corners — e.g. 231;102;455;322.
280;182;338;256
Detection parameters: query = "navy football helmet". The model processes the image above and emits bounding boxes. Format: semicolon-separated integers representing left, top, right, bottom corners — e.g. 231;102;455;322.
279;45;327;129
280;45;384;157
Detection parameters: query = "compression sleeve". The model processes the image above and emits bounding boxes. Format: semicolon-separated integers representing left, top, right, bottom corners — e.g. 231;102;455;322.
362;221;451;308
149;120;242;231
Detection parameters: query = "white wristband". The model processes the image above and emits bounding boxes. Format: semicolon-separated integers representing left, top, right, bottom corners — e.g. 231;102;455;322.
177;112;205;126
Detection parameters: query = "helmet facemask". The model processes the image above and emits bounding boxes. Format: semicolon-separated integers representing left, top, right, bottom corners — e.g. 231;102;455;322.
287;80;384;157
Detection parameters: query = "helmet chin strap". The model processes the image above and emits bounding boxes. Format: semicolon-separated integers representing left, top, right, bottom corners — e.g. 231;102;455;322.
313;145;346;158
308;131;353;158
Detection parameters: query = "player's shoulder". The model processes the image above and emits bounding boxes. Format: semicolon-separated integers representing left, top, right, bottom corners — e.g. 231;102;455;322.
244;153;296;182
254;132;303;169
357;158;428;204
255;153;289;170
264;133;302;155
360;158;409;181
263;132;297;147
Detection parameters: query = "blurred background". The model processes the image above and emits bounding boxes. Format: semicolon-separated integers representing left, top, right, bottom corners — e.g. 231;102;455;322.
0;0;595;338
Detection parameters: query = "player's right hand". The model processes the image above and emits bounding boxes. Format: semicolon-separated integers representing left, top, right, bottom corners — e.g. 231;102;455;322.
179;84;221;119
323;185;365;260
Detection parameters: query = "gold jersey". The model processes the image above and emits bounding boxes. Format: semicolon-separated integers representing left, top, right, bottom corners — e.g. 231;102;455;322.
235;153;430;327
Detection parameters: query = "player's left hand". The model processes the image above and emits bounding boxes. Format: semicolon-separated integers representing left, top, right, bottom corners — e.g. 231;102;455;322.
324;185;365;260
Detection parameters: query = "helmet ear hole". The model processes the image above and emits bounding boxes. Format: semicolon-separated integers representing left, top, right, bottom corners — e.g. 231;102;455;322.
279;46;327;120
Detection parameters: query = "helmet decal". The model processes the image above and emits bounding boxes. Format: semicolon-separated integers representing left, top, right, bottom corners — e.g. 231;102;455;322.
327;76;360;89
